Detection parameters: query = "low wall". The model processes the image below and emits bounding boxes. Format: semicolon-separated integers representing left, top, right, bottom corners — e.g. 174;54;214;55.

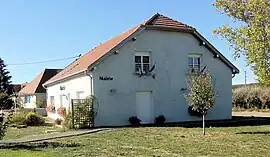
16;108;47;116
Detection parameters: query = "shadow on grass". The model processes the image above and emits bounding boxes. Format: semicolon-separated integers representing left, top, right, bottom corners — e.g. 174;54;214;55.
41;122;55;127
96;116;270;129
0;141;81;151
236;131;270;135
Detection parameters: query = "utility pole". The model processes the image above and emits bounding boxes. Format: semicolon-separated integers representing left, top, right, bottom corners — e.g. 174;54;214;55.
244;70;247;85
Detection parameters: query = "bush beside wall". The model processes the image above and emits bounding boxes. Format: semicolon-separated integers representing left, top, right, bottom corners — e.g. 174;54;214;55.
233;85;270;109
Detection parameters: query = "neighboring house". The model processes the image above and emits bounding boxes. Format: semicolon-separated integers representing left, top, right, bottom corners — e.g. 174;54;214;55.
12;83;28;94
11;83;28;108
19;69;62;108
44;13;239;127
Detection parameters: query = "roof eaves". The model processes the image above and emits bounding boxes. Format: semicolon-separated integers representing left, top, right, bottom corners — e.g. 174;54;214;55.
88;25;145;71
144;25;239;74
193;30;240;74
43;69;87;87
144;25;195;33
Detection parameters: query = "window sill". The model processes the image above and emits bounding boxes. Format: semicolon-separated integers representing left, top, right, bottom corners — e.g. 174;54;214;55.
133;72;152;76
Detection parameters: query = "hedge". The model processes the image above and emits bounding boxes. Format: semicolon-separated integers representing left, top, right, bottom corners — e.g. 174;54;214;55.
233;85;270;109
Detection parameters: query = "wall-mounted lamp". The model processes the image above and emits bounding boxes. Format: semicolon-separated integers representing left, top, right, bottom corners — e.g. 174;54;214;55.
214;54;219;58
199;41;205;46
109;89;117;93
114;50;119;54
90;66;97;72
131;37;137;41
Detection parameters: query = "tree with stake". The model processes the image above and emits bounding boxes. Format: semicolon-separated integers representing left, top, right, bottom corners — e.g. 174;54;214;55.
185;68;216;135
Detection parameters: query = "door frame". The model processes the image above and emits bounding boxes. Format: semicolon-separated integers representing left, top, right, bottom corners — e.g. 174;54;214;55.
135;91;154;124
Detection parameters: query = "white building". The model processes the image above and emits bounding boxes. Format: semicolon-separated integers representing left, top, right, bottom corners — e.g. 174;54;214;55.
44;13;239;127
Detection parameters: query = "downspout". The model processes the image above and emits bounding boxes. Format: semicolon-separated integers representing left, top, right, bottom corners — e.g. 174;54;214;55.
86;69;95;127
85;70;93;96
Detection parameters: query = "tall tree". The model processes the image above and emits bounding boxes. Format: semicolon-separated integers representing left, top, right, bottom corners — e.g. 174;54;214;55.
185;70;216;135
213;0;270;85
0;57;13;109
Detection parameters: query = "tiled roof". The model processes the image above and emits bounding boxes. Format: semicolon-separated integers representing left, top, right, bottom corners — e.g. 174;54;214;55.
12;83;27;93
145;13;192;28
45;24;141;85
19;69;62;94
44;13;238;85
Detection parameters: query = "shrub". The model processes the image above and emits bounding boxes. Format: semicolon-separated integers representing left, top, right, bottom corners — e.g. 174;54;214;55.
62;112;73;130
55;118;62;125
0;121;7;140
10;112;26;125
155;115;166;125
233;85;270;109
25;112;45;126
129;116;141;125
36;100;46;108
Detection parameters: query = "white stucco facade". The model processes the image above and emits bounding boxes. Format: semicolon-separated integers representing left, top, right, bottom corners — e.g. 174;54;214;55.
46;74;92;120
91;29;233;126
46;29;235;126
19;93;46;108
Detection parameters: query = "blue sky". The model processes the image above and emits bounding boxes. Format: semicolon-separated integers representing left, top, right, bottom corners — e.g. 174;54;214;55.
0;0;256;85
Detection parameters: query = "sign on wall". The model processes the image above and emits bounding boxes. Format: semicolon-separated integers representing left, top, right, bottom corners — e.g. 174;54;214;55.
99;76;113;81
60;86;65;90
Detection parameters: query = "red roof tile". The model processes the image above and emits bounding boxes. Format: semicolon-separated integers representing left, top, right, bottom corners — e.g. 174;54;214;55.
19;69;62;94
145;13;192;28
45;24;142;85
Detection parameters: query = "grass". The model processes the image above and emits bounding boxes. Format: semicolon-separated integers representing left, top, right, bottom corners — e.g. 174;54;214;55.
0;125;270;157
3;124;62;140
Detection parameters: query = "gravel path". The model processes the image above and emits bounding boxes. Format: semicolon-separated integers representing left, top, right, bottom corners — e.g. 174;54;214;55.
233;112;270;117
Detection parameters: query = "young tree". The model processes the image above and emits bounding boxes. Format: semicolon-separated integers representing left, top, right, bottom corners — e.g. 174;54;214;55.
0;57;13;109
213;0;270;85
185;69;216;135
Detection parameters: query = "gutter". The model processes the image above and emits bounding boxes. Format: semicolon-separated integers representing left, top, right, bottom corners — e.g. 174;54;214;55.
85;70;94;95
43;70;86;87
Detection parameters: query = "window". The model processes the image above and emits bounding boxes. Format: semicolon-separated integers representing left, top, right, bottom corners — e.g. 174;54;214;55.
188;54;201;71
27;96;31;103
24;96;27;103
76;91;84;99
134;53;150;73
50;96;55;105
59;95;63;107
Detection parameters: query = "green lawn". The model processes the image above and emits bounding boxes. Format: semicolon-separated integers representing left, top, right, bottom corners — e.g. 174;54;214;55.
3;124;62;140
1;125;270;157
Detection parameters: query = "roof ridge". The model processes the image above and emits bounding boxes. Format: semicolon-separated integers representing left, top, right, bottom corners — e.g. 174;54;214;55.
159;14;187;26
144;13;193;29
143;13;160;25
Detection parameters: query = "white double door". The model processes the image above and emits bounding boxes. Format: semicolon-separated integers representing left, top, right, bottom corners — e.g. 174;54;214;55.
136;92;153;124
